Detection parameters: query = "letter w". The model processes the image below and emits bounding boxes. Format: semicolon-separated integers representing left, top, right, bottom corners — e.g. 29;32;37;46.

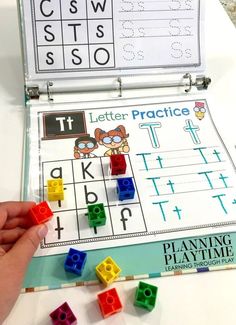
90;0;107;12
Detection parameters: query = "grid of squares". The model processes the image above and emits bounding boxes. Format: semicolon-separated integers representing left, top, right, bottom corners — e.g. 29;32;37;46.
31;0;115;72
41;156;147;247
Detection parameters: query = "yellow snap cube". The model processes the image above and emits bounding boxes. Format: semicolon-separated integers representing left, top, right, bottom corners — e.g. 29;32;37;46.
47;179;64;201
96;256;121;286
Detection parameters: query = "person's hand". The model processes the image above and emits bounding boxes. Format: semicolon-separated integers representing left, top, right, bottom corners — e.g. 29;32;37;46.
0;201;48;324
121;140;130;153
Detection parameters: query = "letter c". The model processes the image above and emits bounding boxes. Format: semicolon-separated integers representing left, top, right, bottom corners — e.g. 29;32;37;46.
40;0;54;18
173;108;181;116
156;110;164;118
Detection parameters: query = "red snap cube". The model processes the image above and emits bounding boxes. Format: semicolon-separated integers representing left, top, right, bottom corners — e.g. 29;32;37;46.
97;288;122;318
28;201;53;225
110;154;126;175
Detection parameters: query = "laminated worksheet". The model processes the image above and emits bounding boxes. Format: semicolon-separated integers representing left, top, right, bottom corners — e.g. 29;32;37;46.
23;96;236;256
20;0;205;79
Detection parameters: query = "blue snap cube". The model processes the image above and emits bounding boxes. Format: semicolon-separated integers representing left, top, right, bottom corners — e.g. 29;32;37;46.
117;177;135;201
64;248;87;276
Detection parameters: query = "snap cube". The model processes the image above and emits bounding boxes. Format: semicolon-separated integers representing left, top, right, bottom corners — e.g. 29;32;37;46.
117;177;135;201
50;302;77;325
87;203;106;227
64;248;87;276
134;281;158;311
110;154;126;175
96;256;121;286
28;201;53;225
97;288;122;318
47;178;64;201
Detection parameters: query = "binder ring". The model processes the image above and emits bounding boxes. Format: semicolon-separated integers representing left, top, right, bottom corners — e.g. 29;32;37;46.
47;81;54;102
184;73;192;93
117;77;122;97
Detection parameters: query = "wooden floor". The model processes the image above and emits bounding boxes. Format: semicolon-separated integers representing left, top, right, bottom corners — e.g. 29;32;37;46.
220;0;236;26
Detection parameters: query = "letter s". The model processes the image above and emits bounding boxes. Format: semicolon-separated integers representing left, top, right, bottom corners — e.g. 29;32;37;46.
171;42;183;59
46;52;54;65
70;0;78;14
44;25;55;42
96;25;104;38
123;43;135;61
72;48;82;65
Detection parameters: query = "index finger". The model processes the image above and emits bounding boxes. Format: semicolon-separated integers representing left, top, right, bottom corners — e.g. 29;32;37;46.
0;201;36;223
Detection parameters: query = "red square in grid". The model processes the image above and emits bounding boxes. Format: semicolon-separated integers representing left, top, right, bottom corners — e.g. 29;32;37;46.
97;288;122;318
110;154;126;175
28;201;53;225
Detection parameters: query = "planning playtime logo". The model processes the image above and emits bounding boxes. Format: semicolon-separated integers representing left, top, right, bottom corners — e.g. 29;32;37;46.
163;235;234;271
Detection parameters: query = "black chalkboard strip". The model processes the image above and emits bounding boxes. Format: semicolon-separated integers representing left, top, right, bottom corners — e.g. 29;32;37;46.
42;111;87;140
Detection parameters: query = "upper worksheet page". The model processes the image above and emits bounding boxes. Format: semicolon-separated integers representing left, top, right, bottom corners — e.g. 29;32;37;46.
19;0;205;80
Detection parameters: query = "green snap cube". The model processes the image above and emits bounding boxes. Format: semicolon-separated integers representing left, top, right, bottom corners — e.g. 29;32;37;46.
134;281;158;311
87;203;106;227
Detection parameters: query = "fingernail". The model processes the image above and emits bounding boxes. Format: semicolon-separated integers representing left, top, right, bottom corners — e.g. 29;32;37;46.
37;224;48;240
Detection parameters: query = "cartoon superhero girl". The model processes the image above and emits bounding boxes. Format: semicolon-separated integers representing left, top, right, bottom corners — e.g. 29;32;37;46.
94;125;130;156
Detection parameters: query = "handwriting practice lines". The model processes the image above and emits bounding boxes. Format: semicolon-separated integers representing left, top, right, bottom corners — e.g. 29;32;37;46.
115;0;201;69
136;146;236;227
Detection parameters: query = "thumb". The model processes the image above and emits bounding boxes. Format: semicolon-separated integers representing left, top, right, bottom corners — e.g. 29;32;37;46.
8;224;48;271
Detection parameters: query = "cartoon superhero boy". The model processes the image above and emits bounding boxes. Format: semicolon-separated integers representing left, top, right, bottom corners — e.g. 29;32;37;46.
94;125;130;156
193;102;206;120
74;134;98;159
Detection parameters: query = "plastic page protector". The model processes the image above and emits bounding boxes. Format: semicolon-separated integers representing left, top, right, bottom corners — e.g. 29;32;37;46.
21;0;204;79
23;95;236;257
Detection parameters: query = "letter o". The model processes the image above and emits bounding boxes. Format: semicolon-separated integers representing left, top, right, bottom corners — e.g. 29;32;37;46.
94;48;110;66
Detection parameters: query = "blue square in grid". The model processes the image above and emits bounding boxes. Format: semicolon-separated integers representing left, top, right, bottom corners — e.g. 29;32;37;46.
64;248;87;276
117;177;135;201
